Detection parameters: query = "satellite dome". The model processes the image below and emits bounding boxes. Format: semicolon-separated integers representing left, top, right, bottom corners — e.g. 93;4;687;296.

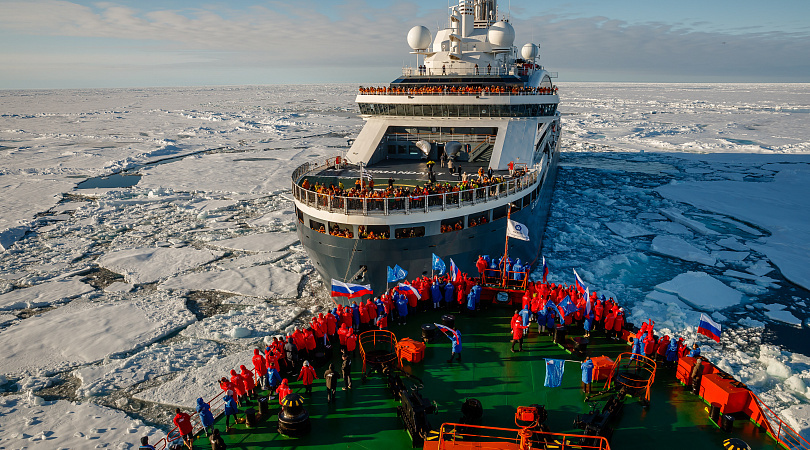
521;43;538;60
407;26;432;50
487;21;515;48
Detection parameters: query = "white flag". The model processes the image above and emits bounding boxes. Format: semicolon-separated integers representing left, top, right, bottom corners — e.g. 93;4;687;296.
507;219;530;241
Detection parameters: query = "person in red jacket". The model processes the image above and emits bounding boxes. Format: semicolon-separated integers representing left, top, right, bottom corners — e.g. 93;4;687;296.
219;376;235;395
511;312;529;353
613;308;625;340
173;408;194;449
239;365;255;399
604;310;616;339
276;379;292;405
252;349;267;390
377;313;388;330
298;360;318;395
656;335;670;361
346;331;358;354
476;255;487;279
338;323;349;350
230;369;248;405
304;328;317;354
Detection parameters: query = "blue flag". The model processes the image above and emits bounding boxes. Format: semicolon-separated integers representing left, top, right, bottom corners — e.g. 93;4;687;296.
559;295;577;316
393;264;408;281
432;254;446;275
544;359;565;387
387;266;396;283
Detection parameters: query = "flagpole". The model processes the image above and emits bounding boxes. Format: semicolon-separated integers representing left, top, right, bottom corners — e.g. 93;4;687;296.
503;204;511;287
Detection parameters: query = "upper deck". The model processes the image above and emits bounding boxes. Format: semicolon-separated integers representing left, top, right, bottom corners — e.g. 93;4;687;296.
291;157;541;218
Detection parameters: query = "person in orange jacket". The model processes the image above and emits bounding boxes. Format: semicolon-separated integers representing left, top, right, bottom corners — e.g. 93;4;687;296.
230;369;249;406
346;330;358;354
511;312;529;353
276;379;292;405
298;360;318;395
252;348;268;390
172;408;194;449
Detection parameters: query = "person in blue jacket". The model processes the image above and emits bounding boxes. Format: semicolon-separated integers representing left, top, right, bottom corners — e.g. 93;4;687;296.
196;397;215;436
441;326;462;363
267;365;282;395
688;343;701;358
396;293;409;325
351;302;360;329
581;358;594;394
512;259;524;281
666;336;679;367
583;310;594;338
444;282;455;309
545;306;556;333
431;281;443;309
519;305;532;327
223;389;239;432
536;307;548;335
466;285;479;312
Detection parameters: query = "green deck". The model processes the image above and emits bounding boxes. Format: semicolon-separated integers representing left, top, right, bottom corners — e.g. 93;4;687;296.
187;306;782;450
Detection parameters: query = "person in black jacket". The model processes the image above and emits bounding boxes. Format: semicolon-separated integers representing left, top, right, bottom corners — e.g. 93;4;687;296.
209;428;226;449
341;351;353;391
324;363;337;403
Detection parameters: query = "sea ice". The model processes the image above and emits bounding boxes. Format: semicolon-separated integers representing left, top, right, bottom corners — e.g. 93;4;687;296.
73;339;221;398
763;304;803;327
0;278;94;311
180;303;303;343
0;292;195;377
712;251;749;262
604;222;654;238
654;272;742;311
650;235;716;266
659;208;718;236
649;221;692;236
783;404;810;442
717;237;749;251
97;246;225;284
208;231;299;253
159;265;303;298
133;349;255;409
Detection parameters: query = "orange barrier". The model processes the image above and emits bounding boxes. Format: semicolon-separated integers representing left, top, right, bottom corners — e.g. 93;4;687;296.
425;422;610;450
602;352;657;404
359;329;400;375
396;337;426;363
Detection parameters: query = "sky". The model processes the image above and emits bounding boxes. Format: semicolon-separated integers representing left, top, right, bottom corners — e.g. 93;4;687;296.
0;0;809;89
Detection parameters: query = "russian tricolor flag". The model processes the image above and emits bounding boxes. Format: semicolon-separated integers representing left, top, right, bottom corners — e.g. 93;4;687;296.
449;258;461;282
697;313;721;343
396;283;421;300
573;269;587;294
542;256;549;284
331;279;373;299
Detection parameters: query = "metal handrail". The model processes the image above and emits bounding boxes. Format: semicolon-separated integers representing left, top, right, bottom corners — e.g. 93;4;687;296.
292;168;538;217
435;422;611;450
359;88;557;97
749;390;810;450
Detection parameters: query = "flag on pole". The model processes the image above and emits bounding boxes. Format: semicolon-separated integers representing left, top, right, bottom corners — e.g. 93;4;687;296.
542;256;549;284
559;295;577;317
573;269;587;294
506;219;530;241
387;264;408;283
361;166;373;181
397;283;422;300
697;313;722;343
432;254;446;275
331;279;373;298
434;323;461;346
449;258;461;282
544;359;565;387
585;287;591;315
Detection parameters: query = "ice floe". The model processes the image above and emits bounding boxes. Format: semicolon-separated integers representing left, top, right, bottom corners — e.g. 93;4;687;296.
654;271;742;311
0;278;94;311
180;303;303;343
650;235;716;266
159;265;303;298
97;246;224;284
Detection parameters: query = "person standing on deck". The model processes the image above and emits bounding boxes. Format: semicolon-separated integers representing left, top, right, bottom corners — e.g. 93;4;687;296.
172;408;194;449
581;358;594;394
436;324;462;363
252;348;268;390
196;397;214;437
298;360;318;395
689;343;701;358
511;312;529;353
341;350;353;391
276;379;292;405
324;363;337;403
396;293;409;325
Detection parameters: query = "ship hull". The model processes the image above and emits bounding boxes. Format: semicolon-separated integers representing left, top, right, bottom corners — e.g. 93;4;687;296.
296;149;559;300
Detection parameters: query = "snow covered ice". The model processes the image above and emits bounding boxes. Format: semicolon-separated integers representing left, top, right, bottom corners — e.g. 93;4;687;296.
1;83;810;446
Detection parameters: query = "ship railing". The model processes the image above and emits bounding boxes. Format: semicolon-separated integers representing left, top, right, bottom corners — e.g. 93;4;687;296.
150;369;264;450
749;390;810;450
401;66;511;76
292;170;538;216
359;88;557;97
434;422;611;450
383;132;497;145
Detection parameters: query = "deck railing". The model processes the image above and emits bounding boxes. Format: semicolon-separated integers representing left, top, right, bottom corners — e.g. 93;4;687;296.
291;163;539;217
433;422;611;450
749;391;810;450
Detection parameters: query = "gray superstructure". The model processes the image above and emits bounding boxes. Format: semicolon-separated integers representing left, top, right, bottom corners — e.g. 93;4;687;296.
291;0;561;298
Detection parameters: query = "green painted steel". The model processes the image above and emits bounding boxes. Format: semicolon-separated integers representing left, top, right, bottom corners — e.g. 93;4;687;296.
186;306;781;450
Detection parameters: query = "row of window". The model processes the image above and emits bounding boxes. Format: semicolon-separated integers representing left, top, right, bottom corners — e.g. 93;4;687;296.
299;183;542;240
358;103;558;118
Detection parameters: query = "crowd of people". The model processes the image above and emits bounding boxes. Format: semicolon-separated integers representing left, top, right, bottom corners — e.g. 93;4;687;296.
358;85;558;96
149;255;705;449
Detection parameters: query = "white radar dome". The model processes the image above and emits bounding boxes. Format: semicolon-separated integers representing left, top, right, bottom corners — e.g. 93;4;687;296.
407;26;432;50
521;43;538;60
488;21;515;48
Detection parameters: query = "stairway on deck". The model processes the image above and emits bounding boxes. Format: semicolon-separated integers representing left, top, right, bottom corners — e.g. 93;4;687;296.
468;143;493;163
